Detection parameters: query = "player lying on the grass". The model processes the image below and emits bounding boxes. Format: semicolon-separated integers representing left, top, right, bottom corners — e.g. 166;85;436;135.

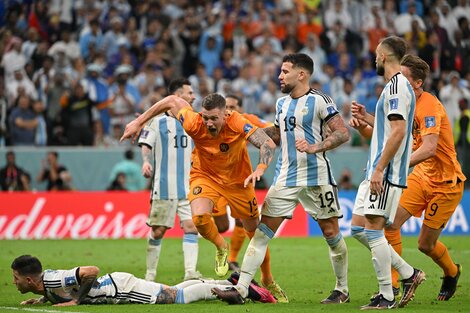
11;255;276;306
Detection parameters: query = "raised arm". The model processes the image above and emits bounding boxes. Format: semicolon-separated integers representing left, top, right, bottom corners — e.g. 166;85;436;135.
351;101;375;127
349;117;373;139
244;128;277;187
54;266;99;307
141;144;153;178
121;95;190;143
263;125;281;146
296;114;350;154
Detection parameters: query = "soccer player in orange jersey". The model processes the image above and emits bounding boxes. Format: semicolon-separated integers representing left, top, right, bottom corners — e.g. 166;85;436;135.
386;55;465;301
121;93;287;301
213;94;273;272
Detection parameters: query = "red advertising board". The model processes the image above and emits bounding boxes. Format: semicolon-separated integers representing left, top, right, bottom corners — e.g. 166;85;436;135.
0;191;308;239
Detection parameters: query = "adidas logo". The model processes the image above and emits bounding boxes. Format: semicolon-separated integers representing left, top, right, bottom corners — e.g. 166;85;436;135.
368;204;375;210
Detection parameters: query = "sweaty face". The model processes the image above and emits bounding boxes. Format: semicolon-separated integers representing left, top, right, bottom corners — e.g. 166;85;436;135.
201;107;225;136
278;62;298;94
226;97;241;112
179;85;196;105
12;270;31;294
375;45;385;76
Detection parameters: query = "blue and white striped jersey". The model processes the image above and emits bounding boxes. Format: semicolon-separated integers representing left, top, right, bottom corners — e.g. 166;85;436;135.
272;89;339;187
138;115;193;200
42;268;164;304
366;73;416;187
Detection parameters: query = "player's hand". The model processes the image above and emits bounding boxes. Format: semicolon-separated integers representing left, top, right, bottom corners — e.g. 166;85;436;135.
370;170;384;195
120;119;144;143
349;117;368;129
244;167;265;188
142;161;153;178
295;139;317;154
351;101;367;121
53;299;78;307
20;298;42;305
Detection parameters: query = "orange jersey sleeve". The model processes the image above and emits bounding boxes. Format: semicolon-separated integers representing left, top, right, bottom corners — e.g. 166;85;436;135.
412;92;466;186
242;113;274;128
177;108;258;186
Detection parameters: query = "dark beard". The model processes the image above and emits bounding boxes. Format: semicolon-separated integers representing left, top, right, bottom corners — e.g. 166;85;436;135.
376;65;385;76
281;84;293;94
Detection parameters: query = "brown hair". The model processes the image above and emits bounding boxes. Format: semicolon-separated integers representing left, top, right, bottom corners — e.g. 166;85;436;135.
380;36;408;62
201;93;226;110
400;54;430;82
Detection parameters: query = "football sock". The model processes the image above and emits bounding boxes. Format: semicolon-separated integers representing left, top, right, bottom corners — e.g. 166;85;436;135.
326;233;349;293
385;228;402;288
366;229;394;301
246;228;272;286
183;233;199;274
146;235;162;280
192;213;226;249
237;224;274;298
179;281;232;303
229;225;246;263
426;240;458;277
351;225;370;248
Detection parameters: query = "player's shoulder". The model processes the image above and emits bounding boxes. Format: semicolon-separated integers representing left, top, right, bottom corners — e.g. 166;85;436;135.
389;73;411;94
309;88;335;104
418;91;445;113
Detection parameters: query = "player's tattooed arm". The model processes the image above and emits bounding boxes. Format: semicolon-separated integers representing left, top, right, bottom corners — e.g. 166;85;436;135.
263;126;281;146
248;128;276;166
156;288;177;304
75;266;99;304
296;114;350;154
141;145;152;163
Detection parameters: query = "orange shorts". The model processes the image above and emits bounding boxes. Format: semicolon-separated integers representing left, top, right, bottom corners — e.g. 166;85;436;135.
212;197;228;217
399;173;464;229
188;177;259;219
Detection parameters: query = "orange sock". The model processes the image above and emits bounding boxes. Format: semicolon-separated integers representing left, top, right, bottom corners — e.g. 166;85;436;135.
385;228;402;288
246;230;273;285
192;214;226;249
426;240;458;277
229;225;246;263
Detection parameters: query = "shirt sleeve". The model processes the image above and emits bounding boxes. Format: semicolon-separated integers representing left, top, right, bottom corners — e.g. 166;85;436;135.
176;106;201;136
386;78;410;120
138;118;157;149
317;96;340;122
418;95;442;136
231;112;258;139
43;268;80;289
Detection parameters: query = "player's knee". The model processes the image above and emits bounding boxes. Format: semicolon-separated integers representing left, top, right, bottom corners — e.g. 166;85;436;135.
214;216;229;233
151;226;167;239
351;225;364;240
256;223;275;239
216;222;229;233
418;241;434;255
192;214;212;236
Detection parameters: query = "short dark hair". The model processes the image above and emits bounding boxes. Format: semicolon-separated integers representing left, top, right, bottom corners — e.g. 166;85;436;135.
400;54;430;83
124;149;134;160
48;151;59;159
282;53;314;75
225;94;243;108
380;36;408;62
202;93;226;110
11;255;42;276
168;78;191;95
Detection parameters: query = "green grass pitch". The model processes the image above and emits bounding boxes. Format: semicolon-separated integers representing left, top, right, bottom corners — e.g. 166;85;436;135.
1;236;468;313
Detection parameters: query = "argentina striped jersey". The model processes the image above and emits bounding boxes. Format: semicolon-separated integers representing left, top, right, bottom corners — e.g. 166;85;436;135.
272;89;338;187
366;73;416;187
138;115;193;200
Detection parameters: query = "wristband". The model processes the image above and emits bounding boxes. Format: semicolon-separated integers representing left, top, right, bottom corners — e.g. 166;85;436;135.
256;164;268;171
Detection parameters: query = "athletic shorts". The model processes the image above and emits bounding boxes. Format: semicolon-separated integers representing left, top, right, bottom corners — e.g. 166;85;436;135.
262;184;342;220
212;197;228;217
188;177;259;219
146;199;192;228
353;179;403;225
399;173;464;229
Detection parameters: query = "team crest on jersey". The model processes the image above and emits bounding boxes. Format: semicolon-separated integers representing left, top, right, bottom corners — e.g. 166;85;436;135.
389;98;399;110
425;116;436;128
193;186;202;195
64;276;77;287
326;106;338;115
301;106;309;115
140;129;149;139
243;123;253;134
220;143;229;152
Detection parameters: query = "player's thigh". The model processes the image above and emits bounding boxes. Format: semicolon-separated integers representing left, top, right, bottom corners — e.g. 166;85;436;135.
399;174;428;218
147;199;178;228
262;185;301;219
299;185;343;221
176;200;197;232
422;182;464;229
188;178;220;214
363;181;403;226
352;180;369;218
224;186;259;220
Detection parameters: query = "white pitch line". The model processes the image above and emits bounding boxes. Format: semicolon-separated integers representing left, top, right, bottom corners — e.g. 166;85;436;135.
0;307;88;313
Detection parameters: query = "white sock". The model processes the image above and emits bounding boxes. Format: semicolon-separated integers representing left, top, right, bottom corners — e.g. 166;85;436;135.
183;233;199;274
366;229;394;301
351;225;370;249
146;236;162;280
174;279;232;289
389;244;414;279
326;233;348;293
237;224;274;298
181;283;231;303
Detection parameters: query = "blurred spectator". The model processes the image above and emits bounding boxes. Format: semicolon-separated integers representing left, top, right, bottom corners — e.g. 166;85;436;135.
324;0;352;30
102;16;127;60
48;29;80;62
32;99;47;146
453;0;470;20
79;19;104;62
1;37;26;80
454;98;470;188
0;83;7;146
404;19;427;53
338;168;356;190
298;33;327;82
36;151;72;191
0;150;31;191
440;71;470;128
107;172;127;191
8;94;37;146
436;1;459;45
394;1;425;36
198;31;224;77
45;71;68;145
109;149;145;191
6;68;38;107
59;82;97;146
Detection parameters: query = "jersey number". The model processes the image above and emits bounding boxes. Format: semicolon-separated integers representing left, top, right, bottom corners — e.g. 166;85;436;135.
428;203;439;217
173;135;188;148
319;191;334;208
283;116;296;131
247;197;258;217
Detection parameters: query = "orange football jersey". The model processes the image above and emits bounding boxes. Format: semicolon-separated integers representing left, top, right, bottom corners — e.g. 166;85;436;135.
411;92;466;186
242;113;273;128
177;107;258;186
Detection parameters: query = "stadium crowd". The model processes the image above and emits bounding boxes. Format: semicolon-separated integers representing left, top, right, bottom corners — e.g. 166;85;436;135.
0;0;469;148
